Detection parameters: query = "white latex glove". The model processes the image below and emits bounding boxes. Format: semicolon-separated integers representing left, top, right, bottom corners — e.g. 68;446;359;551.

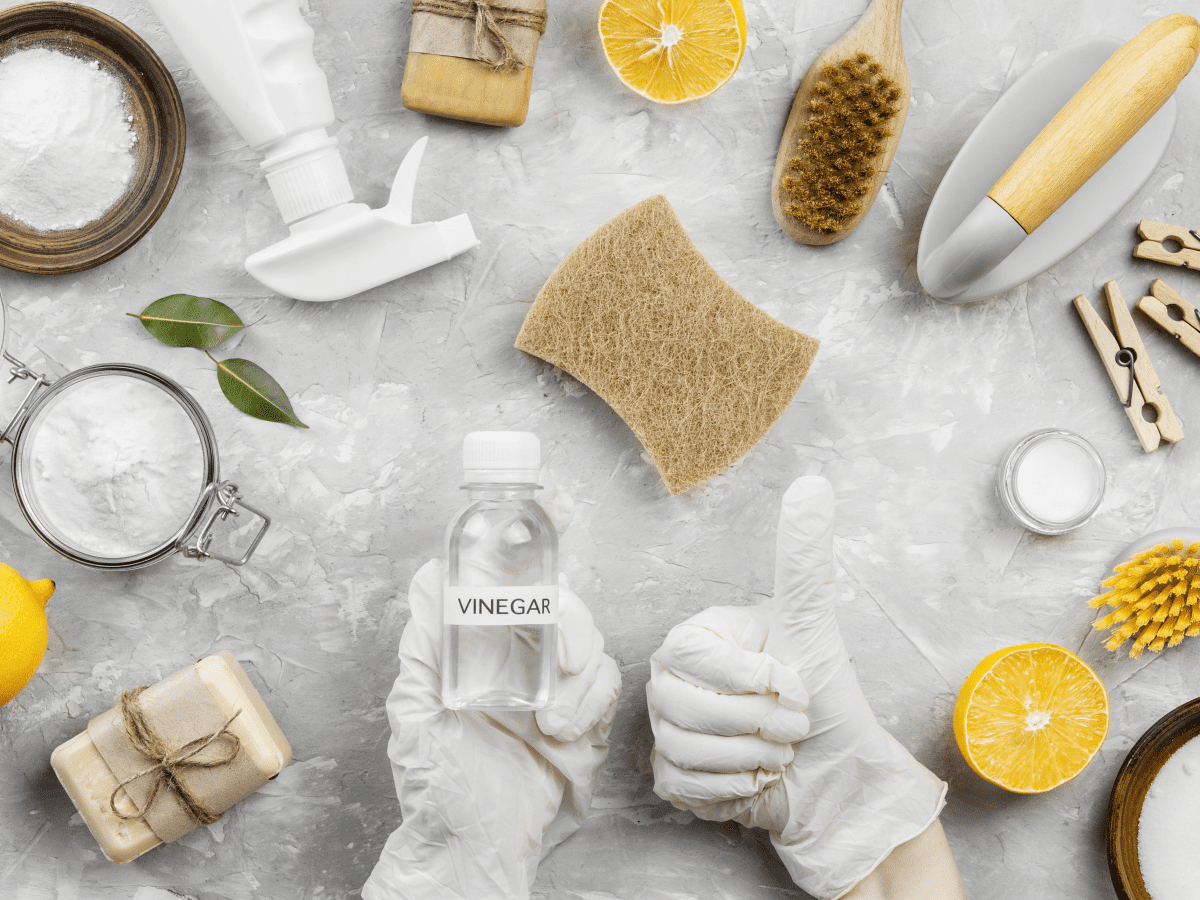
648;476;947;900
362;560;622;900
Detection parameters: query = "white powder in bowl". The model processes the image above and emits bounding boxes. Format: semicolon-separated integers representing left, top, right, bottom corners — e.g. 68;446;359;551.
1138;733;1200;900
24;375;206;559
0;47;137;231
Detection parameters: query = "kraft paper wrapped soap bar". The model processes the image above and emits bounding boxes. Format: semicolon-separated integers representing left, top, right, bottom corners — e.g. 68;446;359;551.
50;652;291;864
402;0;547;127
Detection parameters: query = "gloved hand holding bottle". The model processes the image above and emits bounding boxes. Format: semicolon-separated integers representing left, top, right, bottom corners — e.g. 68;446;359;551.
648;476;966;900
363;438;622;900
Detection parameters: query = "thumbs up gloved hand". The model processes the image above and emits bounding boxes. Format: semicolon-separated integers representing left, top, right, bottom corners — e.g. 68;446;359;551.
648;477;948;900
363;551;622;900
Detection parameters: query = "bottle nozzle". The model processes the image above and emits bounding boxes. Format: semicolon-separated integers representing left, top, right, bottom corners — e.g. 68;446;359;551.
244;137;479;302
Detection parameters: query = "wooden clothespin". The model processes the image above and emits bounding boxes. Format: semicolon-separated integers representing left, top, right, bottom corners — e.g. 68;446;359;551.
1134;220;1200;269
1137;279;1200;358
1073;281;1184;453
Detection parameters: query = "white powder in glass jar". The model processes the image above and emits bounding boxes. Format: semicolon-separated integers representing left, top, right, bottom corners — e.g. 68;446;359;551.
0;47;137;231
24;375;206;559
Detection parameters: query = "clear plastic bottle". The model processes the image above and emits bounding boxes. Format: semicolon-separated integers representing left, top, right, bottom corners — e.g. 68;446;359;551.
442;431;557;711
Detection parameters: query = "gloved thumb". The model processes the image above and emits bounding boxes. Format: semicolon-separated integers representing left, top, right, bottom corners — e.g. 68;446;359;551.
768;477;839;666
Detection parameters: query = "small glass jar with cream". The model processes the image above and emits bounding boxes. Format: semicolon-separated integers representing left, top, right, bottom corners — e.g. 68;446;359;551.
998;429;1106;535
0;294;268;569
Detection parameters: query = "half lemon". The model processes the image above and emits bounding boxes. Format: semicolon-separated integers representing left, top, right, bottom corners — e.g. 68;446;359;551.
598;0;747;104
954;643;1108;793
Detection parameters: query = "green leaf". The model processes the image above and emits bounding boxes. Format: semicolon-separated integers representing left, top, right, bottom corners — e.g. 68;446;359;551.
210;355;308;428
128;295;245;349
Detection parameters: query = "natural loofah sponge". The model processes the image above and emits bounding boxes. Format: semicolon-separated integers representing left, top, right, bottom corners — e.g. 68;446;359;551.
516;195;819;495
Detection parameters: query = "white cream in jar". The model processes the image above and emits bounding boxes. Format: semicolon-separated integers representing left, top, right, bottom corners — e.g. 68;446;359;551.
998;430;1105;535
23;374;205;559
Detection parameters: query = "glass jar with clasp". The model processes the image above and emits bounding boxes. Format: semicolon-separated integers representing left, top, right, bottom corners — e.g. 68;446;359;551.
0;290;269;569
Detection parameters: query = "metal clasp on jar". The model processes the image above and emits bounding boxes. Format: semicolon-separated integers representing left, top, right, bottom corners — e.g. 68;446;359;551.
183;481;271;566
0;349;51;445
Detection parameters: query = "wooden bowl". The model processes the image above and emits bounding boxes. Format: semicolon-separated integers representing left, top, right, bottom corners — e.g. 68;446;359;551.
1107;697;1200;899
0;2;185;274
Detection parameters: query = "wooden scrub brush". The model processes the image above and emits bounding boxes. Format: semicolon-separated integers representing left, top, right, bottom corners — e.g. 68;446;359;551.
771;0;910;245
1091;529;1200;658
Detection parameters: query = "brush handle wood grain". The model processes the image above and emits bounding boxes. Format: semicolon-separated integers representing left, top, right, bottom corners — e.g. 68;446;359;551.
771;0;909;246
990;14;1200;234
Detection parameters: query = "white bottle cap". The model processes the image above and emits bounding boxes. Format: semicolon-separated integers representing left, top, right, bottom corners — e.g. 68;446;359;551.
463;431;541;483
262;138;354;224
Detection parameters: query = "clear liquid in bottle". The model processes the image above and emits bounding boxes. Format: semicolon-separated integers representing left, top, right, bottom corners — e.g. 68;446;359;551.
442;431;557;711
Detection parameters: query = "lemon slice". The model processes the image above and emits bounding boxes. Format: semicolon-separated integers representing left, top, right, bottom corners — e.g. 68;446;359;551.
598;0;747;104
954;643;1109;793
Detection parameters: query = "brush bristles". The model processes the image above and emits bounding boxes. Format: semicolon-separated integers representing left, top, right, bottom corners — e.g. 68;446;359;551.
781;52;902;235
1091;540;1200;658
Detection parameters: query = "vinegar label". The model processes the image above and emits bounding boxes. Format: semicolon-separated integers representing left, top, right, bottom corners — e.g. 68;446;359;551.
444;585;559;626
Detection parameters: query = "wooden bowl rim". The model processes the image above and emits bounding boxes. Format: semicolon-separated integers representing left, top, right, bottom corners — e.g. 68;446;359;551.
1107;696;1200;900
0;1;185;275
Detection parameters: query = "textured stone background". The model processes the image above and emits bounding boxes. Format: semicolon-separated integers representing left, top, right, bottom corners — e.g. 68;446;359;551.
2;1;1200;898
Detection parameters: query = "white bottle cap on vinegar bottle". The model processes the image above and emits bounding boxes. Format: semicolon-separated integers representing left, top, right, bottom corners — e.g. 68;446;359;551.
462;431;540;484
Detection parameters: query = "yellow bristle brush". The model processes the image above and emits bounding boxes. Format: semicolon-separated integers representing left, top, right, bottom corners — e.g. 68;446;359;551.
770;0;910;245
1091;531;1200;658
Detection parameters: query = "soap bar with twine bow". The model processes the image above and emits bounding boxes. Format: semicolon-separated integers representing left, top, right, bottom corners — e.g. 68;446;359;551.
402;0;548;126
50;652;291;864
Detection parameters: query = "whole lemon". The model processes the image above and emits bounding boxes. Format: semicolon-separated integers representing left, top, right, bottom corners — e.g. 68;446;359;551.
0;563;55;706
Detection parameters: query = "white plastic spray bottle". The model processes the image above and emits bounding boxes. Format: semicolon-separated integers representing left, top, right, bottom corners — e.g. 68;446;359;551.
146;0;478;302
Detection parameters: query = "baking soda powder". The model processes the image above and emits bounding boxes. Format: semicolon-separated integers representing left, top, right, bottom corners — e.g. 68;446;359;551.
1138;733;1200;900
26;376;205;559
0;47;137;231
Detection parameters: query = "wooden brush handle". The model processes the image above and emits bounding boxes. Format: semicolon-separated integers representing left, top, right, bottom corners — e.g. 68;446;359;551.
989;14;1199;234
855;0;904;44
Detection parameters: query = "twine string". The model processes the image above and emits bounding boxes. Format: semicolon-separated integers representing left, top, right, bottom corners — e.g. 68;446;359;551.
411;0;547;72
108;686;242;827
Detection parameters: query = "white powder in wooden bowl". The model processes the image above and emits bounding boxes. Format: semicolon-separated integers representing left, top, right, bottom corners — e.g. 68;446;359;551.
1138;733;1200;900
0;47;137;231
24;375;205;559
